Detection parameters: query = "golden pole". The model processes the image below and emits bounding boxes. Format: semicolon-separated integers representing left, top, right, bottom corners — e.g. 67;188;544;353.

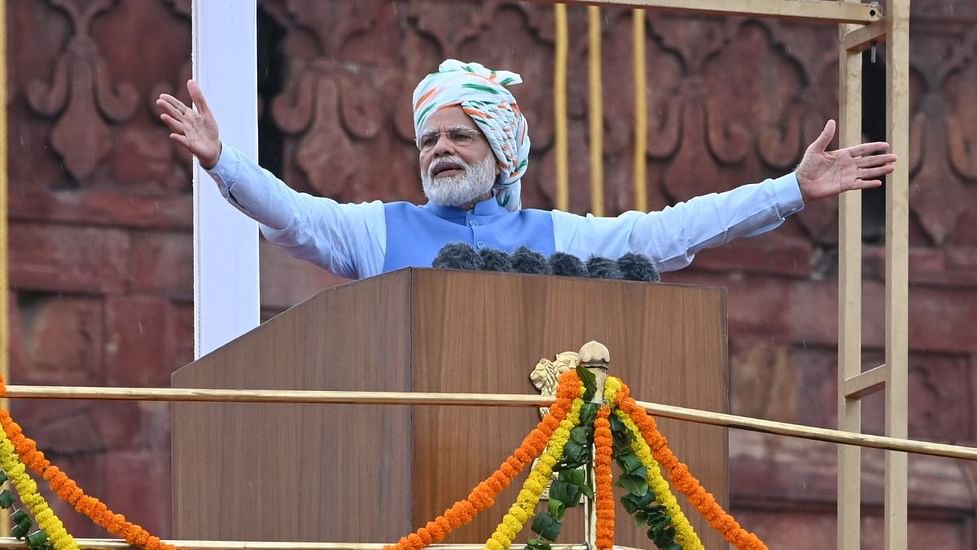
632;9;648;211
0;0;10;537
587;5;604;216
554;3;570;211
3;385;975;461
0;540;598;550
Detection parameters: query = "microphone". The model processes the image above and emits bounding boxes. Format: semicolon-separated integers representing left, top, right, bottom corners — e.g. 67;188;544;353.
586;256;622;280
432;243;480;270
617;252;660;282
511;246;551;275
478;248;513;272
548;252;589;277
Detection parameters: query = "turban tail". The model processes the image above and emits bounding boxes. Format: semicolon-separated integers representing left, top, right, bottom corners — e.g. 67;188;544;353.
412;59;530;211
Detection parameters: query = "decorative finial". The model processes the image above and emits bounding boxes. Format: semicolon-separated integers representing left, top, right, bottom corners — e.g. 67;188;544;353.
578;341;609;367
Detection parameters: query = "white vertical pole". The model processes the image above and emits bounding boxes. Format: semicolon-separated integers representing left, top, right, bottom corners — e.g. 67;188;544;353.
192;0;260;358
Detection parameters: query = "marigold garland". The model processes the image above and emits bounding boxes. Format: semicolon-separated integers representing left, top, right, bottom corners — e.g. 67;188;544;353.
387;370;584;550
0;428;77;550
0;353;763;550
614;381;767;550
0;380;175;550
592;407;614;550
604;377;705;550
485;396;584;550
604;377;703;550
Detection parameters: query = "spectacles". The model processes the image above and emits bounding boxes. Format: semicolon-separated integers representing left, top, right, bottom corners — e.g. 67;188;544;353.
417;127;483;151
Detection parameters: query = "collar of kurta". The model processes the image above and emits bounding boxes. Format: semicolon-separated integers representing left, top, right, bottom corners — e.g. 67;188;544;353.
424;195;505;221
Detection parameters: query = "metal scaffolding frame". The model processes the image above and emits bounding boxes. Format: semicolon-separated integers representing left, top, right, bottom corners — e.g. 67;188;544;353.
177;0;907;545
543;0;909;547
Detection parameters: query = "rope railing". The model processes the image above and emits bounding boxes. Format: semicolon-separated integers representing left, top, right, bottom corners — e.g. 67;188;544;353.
3;384;976;462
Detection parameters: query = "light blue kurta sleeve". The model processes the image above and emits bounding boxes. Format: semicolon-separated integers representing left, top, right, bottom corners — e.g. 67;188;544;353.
550;173;805;272
205;144;386;279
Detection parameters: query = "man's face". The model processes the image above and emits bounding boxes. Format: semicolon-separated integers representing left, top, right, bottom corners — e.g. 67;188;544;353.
418;106;499;207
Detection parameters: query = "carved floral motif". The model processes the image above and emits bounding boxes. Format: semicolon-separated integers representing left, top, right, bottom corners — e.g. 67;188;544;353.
907;26;977;245
25;0;137;181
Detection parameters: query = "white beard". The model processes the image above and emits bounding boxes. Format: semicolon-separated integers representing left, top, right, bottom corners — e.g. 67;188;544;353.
421;154;497;207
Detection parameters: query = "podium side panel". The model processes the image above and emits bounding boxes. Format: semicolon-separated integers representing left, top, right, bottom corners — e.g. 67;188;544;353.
173;272;413;543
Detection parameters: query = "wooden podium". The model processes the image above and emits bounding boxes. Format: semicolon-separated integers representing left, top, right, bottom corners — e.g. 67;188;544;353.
172;269;729;547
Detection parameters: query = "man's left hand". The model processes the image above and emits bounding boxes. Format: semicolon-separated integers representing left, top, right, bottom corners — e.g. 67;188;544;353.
796;119;898;202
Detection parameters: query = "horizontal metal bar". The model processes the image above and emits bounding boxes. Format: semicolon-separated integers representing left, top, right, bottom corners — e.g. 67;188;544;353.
529;0;882;24
634;399;977;461
843;19;887;51
5;384;977;461
0;540;602;550
6;385;551;407
843;364;888;399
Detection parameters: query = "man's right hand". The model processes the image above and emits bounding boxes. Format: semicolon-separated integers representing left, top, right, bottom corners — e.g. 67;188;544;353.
156;80;222;169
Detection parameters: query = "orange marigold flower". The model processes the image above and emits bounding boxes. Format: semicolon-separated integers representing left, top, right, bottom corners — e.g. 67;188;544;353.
620;395;767;550
133;529;150;546
499;462;519;479
594;407;615;550
468;492;493;511
417;526;434;545
385;371;583;550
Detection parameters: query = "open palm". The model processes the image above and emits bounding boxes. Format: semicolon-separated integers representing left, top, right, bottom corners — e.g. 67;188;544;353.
796;120;897;202
156;80;222;169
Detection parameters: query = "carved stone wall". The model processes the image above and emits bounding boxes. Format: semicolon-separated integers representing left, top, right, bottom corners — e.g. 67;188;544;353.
6;0;977;545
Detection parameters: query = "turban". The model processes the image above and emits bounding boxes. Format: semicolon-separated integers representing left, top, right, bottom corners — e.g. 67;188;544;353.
412;59;531;211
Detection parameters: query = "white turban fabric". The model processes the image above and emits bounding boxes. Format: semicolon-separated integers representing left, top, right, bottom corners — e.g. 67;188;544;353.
412;59;531;211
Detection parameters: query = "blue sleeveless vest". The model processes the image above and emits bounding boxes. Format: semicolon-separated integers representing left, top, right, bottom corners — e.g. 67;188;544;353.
382;198;555;272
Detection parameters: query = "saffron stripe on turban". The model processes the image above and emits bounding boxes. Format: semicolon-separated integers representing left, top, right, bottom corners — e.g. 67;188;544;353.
412;59;531;211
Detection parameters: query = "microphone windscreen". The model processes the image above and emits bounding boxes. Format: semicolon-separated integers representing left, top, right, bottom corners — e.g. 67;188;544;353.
617;252;660;282
432;243;480;270
511;246;550;275
586;256;622;280
548;252;588;277
478;248;513;272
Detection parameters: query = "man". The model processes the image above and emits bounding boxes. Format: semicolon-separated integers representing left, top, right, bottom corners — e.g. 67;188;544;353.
156;60;896;280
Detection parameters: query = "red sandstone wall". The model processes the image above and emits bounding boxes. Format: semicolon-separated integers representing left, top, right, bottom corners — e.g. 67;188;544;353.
6;0;977;546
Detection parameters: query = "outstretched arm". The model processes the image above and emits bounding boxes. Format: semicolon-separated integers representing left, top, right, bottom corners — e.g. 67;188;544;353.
796;119;897;201
154;80;386;279
156;80;222;169
553;120;899;271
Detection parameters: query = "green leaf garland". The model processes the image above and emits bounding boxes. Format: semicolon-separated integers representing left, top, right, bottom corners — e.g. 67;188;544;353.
609;412;680;550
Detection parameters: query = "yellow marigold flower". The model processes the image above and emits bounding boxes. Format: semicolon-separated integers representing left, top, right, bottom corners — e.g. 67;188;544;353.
616;410;704;550
604;376;623;401
538;454;557;469
485;397;585;549
508;505;530;524
523;477;544;495
0;432;78;550
529;470;548;484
